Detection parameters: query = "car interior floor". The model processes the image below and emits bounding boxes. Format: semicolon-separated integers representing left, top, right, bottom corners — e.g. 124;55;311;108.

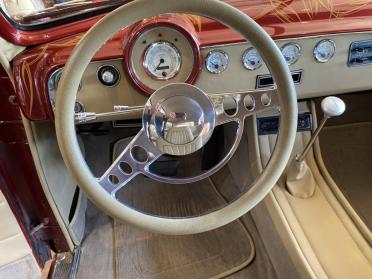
76;123;278;279
317;92;372;231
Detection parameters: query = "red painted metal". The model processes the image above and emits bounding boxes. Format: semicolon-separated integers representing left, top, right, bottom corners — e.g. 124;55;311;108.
0;66;69;267
0;14;105;47
124;16;202;96
12;29;129;120
3;0;372;46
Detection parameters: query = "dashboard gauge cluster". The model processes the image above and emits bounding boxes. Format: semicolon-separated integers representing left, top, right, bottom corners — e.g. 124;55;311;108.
204;38;337;75
205;42;303;74
205;50;229;73
314;39;336;63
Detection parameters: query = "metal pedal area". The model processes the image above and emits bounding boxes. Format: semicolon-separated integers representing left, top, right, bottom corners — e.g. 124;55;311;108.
50;248;81;279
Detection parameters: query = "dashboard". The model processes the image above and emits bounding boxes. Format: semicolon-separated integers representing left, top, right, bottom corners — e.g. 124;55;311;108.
11;14;372;123
45;26;372;124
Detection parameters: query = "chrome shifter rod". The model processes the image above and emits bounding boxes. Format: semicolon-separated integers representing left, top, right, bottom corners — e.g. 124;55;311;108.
296;96;345;162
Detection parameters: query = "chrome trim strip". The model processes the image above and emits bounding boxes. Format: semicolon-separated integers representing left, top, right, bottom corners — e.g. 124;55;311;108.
256;70;303;89
69;247;81;279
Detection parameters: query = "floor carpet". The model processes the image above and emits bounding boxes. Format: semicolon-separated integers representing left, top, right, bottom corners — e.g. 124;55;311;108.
320;122;372;231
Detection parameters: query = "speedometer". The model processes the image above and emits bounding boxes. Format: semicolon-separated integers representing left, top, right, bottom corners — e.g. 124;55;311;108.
143;41;181;80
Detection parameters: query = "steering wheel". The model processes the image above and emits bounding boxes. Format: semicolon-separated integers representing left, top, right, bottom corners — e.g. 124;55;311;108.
55;0;297;235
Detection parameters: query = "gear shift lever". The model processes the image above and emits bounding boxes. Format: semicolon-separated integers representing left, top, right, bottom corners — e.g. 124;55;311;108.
296;96;346;162
286;96;346;198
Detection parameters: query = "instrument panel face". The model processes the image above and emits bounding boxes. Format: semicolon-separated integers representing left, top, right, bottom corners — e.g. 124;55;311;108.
196;32;372;98
143;41;182;80
128;26;195;92
48;31;372;122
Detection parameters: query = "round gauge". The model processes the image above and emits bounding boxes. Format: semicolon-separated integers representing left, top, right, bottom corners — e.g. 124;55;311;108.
281;43;301;65
314;40;336;63
242;47;263;70
205;50;229;74
143;41;182;80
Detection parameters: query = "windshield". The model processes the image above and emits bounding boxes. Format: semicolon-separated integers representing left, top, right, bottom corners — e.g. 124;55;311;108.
1;0;129;27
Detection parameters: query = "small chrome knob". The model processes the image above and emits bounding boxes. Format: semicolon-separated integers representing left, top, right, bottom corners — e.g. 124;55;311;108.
97;65;120;86
102;70;115;84
321;96;346;118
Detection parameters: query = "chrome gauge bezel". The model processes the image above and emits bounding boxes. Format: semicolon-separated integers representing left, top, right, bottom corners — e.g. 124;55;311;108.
313;39;336;63
281;43;301;65
143;41;182;80
242;47;263;70
205;50;229;74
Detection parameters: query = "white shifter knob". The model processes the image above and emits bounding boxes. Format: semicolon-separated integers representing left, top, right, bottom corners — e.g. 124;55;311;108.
296;96;345;163
321;96;346;118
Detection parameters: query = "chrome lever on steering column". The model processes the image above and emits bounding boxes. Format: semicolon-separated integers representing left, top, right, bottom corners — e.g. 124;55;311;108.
74;105;144;124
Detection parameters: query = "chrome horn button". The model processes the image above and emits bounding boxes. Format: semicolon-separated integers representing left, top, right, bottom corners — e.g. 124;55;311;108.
154;95;205;145
143;83;215;156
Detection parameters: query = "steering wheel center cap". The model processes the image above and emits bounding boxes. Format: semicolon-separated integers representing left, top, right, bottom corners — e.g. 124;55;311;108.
143;83;216;156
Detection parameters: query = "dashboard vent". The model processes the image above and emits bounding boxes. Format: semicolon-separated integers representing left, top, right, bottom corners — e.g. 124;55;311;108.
256;70;303;89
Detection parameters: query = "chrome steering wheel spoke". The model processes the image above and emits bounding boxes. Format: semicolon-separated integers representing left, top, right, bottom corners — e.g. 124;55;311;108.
99;129;163;196
210;87;278;126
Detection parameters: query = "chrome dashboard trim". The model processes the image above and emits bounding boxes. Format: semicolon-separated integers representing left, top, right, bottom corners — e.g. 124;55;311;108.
256;70;303;89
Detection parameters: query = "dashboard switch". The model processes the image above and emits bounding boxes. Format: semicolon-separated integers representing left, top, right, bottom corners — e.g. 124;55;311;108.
97;65;120;86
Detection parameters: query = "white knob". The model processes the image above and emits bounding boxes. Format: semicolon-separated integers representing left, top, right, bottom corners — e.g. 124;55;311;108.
321;96;346;118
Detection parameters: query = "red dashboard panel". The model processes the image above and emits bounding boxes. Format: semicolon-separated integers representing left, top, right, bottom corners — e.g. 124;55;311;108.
4;0;372;46
11;0;372;120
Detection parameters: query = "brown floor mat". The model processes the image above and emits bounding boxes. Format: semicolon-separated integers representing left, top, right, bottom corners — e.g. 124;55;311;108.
78;183;255;279
319;122;372;231
114;176;254;279
78;135;255;279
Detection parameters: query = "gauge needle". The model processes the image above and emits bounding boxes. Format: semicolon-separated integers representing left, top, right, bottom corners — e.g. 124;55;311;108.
155;60;163;69
157;65;170;70
155;61;170;72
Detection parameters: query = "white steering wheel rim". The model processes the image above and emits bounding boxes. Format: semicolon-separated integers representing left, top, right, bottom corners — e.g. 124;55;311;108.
55;0;297;235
